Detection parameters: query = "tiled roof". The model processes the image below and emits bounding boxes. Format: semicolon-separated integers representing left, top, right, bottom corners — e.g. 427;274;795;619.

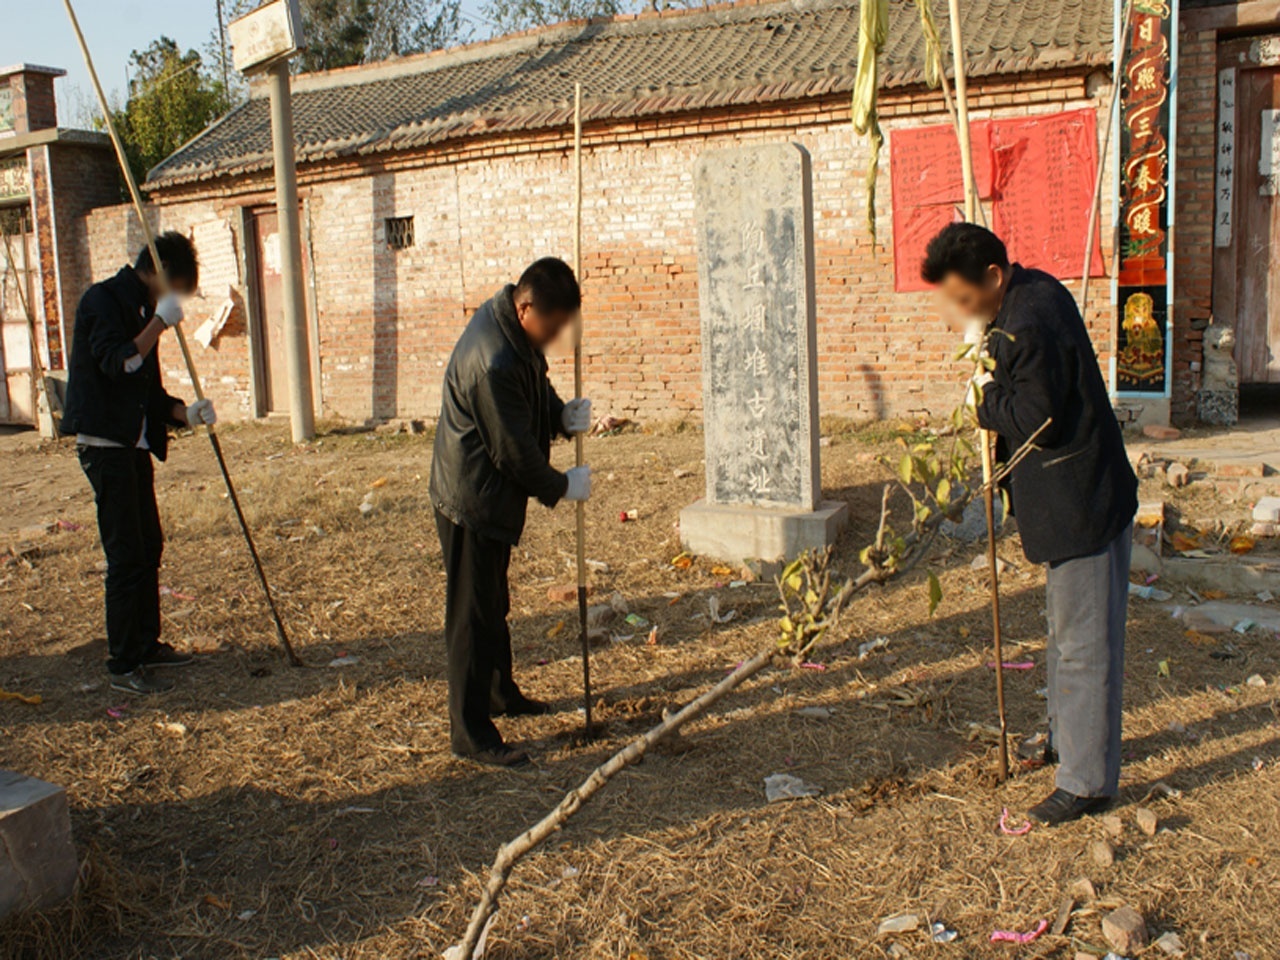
146;0;1112;188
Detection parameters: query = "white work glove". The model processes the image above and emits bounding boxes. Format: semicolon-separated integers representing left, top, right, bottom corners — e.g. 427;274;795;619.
962;317;990;346
563;465;592;502
185;398;217;428
966;359;994;410
561;397;592;435
155;294;184;328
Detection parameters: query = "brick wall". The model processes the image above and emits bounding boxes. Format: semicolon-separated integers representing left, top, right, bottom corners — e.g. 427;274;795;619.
48;143;120;359
75;198;255;416
120;71;1119;426
26;147;63;370
1173;25;1218;424
6;71;58;134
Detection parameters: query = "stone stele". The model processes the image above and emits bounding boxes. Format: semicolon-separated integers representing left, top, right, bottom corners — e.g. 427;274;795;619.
679;141;847;565
0;769;78;919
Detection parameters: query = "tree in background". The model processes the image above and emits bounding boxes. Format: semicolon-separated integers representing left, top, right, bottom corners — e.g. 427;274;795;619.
482;0;628;33
297;0;375;71
368;0;466;59
115;38;229;184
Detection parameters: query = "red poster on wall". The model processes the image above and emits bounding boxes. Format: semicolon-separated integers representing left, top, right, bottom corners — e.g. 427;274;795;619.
991;109;1105;280
890;121;992;292
889;109;1103;292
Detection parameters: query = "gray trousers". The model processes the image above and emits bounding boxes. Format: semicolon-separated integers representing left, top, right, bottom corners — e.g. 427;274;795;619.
1044;522;1132;798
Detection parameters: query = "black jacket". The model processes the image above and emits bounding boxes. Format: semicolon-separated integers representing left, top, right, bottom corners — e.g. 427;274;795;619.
429;285;570;545
978;266;1137;565
61;266;187;460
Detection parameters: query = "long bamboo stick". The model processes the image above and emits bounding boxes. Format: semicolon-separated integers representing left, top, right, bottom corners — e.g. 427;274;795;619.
572;84;592;740
1081;0;1133;321
947;0;1008;781
61;0;299;666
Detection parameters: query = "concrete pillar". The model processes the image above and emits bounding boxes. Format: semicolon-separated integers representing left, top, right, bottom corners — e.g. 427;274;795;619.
265;60;315;442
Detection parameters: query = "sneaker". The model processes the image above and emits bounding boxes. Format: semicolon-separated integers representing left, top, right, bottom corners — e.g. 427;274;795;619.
1027;788;1112;826
109;666;175;695
142;642;194;668
453;744;532;768
492;696;553;717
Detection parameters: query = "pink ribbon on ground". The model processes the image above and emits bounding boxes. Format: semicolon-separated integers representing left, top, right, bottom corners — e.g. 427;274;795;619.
998;807;1032;836
990;919;1048;944
986;660;1036;670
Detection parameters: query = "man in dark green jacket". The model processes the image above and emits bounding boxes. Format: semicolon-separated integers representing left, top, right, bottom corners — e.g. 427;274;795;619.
430;257;592;767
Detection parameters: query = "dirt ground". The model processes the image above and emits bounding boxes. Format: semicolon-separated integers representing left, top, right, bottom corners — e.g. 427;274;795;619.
1;421;1278;960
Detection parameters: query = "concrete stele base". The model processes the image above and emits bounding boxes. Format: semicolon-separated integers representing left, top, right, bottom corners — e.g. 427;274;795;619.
679;499;849;567
0;770;78;919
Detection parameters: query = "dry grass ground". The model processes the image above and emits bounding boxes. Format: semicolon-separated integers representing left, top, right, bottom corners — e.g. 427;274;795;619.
1;421;1278;960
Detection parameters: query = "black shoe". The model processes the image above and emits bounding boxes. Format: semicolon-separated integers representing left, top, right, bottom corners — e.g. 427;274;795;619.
492;696;553;717
142;642;194;668
1017;732;1059;768
109;666;175;695
1027;788;1113;826
453;744;532;768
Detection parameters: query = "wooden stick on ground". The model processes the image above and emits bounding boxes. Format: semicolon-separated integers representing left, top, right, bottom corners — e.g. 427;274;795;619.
447;418;1052;959
61;0;300;666
947;0;1008;781
572;83;592;739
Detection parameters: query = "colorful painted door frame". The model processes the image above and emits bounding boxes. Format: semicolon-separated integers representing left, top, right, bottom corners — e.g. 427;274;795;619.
1111;0;1178;402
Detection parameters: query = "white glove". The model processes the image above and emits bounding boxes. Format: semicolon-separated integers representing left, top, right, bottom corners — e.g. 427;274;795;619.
186;398;217;428
561;397;592;435
156;294;184;328
564;465;592;502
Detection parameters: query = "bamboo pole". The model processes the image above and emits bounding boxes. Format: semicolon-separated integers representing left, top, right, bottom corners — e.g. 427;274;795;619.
946;0;978;223
61;0;299;666
572;84;592;740
980;431;1008;782
947;0;1008;781
1081;0;1133;321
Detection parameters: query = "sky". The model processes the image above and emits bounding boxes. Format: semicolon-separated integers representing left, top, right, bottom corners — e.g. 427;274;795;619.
1;0;224;126
3;0;497;127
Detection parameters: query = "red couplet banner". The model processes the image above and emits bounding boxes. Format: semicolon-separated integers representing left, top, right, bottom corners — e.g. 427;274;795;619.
890;109;1104;293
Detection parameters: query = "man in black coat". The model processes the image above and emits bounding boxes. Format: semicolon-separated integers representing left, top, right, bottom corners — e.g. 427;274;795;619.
922;224;1138;824
430;257;592;768
62;232;217;696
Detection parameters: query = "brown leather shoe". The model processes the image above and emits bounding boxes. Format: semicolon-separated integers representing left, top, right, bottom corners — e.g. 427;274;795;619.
492;696;553;717
1027;788;1112;825
454;744;532;769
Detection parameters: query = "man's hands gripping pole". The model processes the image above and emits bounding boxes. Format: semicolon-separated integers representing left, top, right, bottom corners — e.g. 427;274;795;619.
562;397;593;503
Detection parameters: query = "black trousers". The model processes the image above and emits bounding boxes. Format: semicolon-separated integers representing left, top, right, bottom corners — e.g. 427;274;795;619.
79;446;164;674
435;509;523;754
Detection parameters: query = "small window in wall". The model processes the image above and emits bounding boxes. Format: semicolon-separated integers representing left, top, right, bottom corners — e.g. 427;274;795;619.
385;216;415;250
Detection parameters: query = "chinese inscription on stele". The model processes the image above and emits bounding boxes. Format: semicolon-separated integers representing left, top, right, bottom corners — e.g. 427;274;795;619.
692;142;820;510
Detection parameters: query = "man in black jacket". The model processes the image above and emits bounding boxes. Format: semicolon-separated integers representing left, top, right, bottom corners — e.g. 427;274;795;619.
62;232;216;696
430;257;592;768
922;224;1138;824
